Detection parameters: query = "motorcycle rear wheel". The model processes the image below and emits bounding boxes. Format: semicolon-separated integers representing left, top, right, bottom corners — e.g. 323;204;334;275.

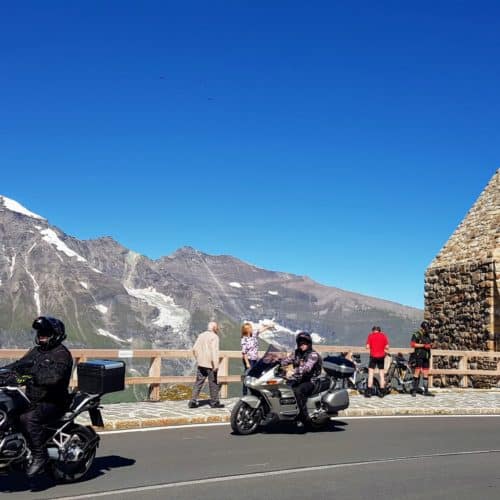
50;425;97;483
231;400;262;435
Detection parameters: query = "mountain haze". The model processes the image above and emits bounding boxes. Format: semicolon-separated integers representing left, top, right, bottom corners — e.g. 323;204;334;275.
0;195;422;349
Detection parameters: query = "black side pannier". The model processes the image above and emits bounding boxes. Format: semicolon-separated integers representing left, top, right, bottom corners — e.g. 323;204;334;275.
323;356;356;379
77;359;126;394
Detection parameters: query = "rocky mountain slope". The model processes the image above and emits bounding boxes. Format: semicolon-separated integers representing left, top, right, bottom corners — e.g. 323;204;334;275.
0;195;422;350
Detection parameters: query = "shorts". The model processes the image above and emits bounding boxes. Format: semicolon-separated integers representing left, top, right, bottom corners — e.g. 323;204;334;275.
369;356;385;370
414;358;430;369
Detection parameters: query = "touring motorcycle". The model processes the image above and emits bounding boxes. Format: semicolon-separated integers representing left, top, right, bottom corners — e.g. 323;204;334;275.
231;344;354;435
0;359;124;482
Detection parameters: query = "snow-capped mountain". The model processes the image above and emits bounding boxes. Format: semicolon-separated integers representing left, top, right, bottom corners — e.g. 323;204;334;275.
0;195;422;349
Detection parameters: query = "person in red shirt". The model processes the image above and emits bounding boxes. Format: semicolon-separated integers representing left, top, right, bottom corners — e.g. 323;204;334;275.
365;326;390;398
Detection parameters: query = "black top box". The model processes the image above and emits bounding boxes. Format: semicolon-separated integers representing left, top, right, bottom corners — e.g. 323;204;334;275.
323;356;355;378
77;359;126;395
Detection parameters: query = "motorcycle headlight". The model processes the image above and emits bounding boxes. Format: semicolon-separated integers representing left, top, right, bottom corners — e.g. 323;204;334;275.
244;376;255;387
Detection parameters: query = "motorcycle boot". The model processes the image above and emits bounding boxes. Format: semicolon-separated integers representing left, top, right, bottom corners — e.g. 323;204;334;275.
411;377;419;397
26;451;48;477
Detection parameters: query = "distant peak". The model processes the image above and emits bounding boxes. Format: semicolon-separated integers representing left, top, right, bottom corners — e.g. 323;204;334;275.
172;246;202;256
0;195;46;221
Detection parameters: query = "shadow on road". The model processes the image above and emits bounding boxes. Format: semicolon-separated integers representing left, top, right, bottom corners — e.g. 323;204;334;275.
0;455;136;493
231;420;349;436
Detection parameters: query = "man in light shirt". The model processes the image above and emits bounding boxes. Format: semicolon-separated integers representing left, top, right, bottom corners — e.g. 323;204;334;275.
188;321;224;409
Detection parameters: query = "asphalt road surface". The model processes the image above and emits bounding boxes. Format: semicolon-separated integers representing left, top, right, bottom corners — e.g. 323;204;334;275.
2;416;499;500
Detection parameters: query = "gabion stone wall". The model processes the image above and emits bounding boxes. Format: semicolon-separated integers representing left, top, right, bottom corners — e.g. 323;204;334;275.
425;261;496;351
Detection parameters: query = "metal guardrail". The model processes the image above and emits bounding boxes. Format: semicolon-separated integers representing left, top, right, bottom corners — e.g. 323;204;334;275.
1;347;499;400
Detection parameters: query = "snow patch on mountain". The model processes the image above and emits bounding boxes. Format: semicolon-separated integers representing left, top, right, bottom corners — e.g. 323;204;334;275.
95;304;108;314
24;267;41;315
229;282;242;288
1;195;45;221
268;290;279;296
97;328;130;343
80;282;88;289
9;255;16;278
125;286;190;332
40;228;86;262
257;319;324;349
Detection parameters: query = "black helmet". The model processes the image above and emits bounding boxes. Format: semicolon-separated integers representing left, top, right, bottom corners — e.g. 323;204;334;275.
296;331;313;348
32;316;66;348
420;321;430;331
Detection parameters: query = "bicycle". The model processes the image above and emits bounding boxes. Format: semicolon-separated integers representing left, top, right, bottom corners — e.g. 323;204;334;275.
385;353;414;394
336;353;380;395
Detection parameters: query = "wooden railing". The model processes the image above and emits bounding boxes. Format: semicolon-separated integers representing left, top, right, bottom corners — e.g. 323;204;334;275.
1;346;499;400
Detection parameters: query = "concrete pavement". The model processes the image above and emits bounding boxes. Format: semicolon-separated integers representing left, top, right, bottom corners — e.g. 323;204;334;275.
78;389;500;430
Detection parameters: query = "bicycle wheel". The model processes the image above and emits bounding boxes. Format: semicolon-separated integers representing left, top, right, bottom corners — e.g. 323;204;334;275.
401;369;414;393
387;376;399;393
355;372;368;394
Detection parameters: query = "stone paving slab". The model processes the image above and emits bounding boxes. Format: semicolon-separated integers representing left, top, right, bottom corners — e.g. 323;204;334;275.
77;390;500;430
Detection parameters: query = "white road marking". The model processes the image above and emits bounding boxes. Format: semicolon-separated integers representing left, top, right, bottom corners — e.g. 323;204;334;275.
98;414;500;435
56;450;500;499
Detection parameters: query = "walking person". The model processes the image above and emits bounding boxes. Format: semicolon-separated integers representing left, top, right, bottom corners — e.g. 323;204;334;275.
241;320;275;395
188;321;224;409
365;326;390;398
410;321;434;397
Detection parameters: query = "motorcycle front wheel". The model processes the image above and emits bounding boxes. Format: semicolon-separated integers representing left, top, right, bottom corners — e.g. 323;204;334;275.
231;400;262;435
50;425;97;483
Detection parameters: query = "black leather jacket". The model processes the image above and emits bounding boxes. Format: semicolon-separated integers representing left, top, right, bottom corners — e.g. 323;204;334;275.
7;343;73;408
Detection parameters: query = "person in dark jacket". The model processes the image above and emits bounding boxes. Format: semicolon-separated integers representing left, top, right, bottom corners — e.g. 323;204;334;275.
280;332;322;426
5;316;73;476
410;321;434;397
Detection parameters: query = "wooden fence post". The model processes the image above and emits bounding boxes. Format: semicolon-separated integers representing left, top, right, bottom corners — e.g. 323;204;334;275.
71;356;87;388
71;356;80;388
458;354;469;388
148;356;162;401
218;355;229;399
428;351;433;388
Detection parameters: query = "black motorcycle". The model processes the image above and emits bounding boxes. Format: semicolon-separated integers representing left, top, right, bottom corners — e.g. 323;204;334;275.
0;359;124;482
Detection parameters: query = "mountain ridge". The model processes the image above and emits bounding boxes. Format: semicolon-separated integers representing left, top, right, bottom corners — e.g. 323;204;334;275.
0;194;422;349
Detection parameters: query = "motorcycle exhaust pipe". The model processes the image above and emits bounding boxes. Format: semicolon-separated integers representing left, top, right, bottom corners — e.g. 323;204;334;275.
47;447;59;460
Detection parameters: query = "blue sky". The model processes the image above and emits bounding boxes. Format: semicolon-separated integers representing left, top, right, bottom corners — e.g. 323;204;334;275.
1;1;499;309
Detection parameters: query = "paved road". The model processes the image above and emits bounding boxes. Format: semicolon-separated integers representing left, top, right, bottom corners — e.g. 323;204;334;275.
2;416;500;499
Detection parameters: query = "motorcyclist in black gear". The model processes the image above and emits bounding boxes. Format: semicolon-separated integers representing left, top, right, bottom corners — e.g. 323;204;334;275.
4;316;73;476
280;332;322;427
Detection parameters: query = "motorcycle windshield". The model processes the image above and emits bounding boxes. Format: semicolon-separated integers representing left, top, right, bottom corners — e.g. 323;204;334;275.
247;344;286;378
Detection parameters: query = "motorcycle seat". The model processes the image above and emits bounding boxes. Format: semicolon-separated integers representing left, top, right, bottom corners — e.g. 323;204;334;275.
312;377;331;394
53;393;89;423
